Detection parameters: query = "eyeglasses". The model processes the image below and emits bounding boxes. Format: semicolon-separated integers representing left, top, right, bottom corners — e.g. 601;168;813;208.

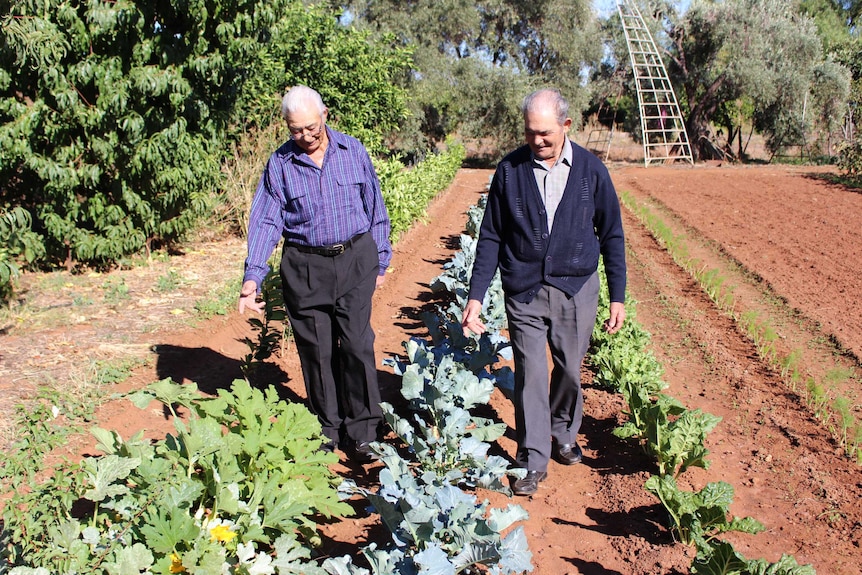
524;128;560;138
288;122;324;139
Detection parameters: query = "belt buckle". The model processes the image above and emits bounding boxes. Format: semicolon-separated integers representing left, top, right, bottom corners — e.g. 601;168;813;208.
330;243;345;255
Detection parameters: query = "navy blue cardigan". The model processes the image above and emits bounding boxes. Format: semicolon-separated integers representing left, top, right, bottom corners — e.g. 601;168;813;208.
468;141;626;305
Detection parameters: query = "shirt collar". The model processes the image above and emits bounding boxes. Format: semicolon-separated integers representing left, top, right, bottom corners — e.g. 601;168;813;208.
531;138;573;170
284;125;347;160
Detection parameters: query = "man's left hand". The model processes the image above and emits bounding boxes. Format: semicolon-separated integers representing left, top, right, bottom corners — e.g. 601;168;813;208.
376;274;386;289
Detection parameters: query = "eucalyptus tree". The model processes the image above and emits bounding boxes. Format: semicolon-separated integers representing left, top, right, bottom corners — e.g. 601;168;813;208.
339;0;603;156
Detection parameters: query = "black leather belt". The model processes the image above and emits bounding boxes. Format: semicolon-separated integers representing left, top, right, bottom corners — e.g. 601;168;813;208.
289;233;363;257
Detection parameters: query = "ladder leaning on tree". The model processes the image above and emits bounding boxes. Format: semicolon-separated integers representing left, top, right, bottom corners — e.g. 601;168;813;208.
617;0;693;166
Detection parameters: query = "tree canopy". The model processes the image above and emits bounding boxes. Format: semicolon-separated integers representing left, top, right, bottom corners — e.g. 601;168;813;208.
336;0;603;156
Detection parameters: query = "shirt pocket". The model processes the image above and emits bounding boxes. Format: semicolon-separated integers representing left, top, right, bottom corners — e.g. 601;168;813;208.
283;189;313;227
336;176;365;219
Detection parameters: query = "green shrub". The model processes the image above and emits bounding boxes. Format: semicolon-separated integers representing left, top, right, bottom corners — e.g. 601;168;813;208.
377;142;466;242
1;1;413;271
0;207;44;303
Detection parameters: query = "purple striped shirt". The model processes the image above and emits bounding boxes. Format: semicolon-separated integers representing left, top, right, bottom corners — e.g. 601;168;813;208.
243;127;392;289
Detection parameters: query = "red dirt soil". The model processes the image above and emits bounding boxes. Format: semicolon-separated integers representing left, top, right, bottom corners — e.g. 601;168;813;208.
2;164;861;574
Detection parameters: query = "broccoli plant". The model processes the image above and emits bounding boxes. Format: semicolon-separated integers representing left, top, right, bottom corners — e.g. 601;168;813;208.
340;444;532;575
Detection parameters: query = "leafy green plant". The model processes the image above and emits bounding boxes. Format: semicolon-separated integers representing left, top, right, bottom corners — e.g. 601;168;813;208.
644;474;764;553
101;278;130;305
346;314;529;574
837;138;862;180
806;378;831;422
589;328;666;394
72;293;95;307
331;200;531;574
430;233;508;334
240;269;290;377
194;278;240;319
691;540;816;575
614;391;721;477
93;357;146;385
1;378;356;574
376;142;466;242
156;269;183;292
695;266;735;312
779;348;803;389
0;392;91;492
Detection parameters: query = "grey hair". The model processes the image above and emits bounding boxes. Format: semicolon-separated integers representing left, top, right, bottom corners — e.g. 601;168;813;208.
521;89;569;126
281;85;327;120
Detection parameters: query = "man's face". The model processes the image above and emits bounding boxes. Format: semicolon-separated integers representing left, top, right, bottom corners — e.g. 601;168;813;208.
287;107;327;155
524;107;571;165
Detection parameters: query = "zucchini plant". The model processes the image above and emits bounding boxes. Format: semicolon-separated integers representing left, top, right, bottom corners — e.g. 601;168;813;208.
1;379;358;574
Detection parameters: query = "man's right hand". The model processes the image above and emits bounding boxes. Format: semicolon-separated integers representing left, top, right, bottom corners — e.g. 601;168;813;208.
461;299;487;336
239;279;264;314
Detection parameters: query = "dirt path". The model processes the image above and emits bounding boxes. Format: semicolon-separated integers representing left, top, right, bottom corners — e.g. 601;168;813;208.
2;165;861;574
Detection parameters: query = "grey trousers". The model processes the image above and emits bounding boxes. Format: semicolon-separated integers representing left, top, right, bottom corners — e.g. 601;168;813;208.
279;232;382;445
505;274;600;471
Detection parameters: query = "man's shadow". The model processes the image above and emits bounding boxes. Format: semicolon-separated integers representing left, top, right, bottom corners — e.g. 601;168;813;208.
151;344;303;404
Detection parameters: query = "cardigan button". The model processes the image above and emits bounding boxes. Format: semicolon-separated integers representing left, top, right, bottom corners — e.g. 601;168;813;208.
542;233;548;239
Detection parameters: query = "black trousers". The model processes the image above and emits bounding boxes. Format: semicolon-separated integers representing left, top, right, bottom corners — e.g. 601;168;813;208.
279;232;382;445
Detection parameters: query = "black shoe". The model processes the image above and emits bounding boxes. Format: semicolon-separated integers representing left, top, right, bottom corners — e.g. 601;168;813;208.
346;440;376;464
512;470;547;496
552;442;583;466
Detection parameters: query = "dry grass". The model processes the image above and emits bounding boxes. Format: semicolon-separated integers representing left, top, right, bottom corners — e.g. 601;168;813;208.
215;122;289;238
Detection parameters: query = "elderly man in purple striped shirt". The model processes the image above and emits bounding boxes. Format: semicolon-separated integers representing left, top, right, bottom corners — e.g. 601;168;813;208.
238;85;392;464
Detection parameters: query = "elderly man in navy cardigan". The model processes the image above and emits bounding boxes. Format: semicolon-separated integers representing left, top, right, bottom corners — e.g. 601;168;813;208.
462;88;627;496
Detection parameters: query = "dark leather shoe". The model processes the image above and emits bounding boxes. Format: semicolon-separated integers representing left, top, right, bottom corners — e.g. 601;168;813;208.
346;440;375;464
553;442;583;466
512;470;547;496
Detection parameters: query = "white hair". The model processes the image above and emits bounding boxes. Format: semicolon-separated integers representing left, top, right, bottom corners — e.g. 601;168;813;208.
281;85;327;120
521;88;569;126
